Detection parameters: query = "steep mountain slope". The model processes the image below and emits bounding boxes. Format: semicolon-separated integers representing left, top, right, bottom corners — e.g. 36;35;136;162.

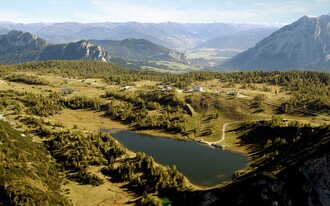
0;31;111;64
0;30;47;64
0;120;71;205
90;38;190;64
223;14;330;71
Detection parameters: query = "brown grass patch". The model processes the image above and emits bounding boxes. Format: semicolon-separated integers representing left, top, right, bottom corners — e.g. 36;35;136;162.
46;109;128;132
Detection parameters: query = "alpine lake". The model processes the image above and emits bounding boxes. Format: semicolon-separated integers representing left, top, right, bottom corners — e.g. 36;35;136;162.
106;130;248;187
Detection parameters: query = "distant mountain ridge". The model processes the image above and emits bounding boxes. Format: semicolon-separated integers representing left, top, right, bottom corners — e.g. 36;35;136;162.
0;21;280;51
223;14;330;71
0;30;111;64
0;30;190;67
90;38;190;64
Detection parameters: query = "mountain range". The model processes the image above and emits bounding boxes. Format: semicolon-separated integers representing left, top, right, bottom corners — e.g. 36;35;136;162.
0;30;191;66
0;21;280;51
1;14;330;72
223;14;330;71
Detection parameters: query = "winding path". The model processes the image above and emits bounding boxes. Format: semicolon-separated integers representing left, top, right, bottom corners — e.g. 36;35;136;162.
202;121;244;146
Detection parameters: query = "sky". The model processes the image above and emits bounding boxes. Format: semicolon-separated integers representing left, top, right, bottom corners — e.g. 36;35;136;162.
0;0;329;24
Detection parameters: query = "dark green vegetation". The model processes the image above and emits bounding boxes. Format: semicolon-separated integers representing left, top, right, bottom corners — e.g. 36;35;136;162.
5;73;50;85
224;71;330;114
0;88;189;205
104;90;187;132
0;60;329;205
0;120;71;206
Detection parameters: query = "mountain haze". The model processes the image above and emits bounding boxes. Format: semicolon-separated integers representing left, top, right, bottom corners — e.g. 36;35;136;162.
223;14;330;71
0;21;280;51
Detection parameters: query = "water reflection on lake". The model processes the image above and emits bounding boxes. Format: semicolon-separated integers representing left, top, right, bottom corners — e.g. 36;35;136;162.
108;130;248;187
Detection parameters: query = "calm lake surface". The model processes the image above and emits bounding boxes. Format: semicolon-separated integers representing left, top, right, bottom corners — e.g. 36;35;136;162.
110;130;248;187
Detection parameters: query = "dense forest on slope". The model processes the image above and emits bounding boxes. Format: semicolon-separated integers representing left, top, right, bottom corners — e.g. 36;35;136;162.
0;89;189;205
0;120;71;206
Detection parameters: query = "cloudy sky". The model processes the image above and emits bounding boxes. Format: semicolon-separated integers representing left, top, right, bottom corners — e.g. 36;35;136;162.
1;0;329;24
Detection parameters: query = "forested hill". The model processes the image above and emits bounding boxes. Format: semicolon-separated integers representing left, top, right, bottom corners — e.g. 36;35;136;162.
90;38;190;64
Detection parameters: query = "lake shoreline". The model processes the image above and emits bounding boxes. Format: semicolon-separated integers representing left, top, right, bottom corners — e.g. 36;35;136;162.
110;130;248;188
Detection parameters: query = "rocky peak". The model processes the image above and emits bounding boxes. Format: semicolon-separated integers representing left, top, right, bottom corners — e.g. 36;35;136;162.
69;40;111;62
223;14;330;71
0;30;47;52
0;30;112;63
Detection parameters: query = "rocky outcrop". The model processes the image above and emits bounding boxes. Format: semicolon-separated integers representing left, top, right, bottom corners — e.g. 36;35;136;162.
0;31;111;64
0;30;47;63
0;30;47;52
39;40;111;62
168;51;190;64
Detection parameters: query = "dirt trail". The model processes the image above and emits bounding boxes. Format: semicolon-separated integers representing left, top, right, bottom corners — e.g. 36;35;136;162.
202;121;244;146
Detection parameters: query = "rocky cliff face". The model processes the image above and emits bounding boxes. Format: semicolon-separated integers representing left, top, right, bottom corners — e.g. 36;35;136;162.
0;31;111;64
0;30;47;63
0;30;47;52
223;14;330;71
39;40;111;62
